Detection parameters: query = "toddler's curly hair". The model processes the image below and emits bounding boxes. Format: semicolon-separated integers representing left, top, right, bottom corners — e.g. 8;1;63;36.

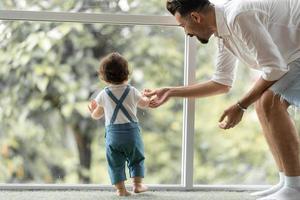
98;52;129;84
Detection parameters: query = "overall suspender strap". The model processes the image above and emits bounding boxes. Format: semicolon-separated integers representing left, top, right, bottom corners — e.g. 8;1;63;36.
105;86;134;124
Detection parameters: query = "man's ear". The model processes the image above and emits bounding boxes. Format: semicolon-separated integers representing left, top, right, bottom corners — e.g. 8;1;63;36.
190;12;202;23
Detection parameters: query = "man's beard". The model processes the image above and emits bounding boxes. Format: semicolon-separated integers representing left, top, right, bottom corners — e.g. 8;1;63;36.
197;36;209;44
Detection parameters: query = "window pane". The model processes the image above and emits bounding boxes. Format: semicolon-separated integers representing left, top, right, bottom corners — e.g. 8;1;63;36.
193;38;281;185
0;21;184;184
0;0;168;15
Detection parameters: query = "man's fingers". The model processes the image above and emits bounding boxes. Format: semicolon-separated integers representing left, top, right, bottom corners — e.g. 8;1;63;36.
219;112;227;123
149;100;158;107
149;100;161;108
149;103;158;108
142;89;151;93
224;119;237;129
144;90;156;97
219;121;227;129
227;123;234;129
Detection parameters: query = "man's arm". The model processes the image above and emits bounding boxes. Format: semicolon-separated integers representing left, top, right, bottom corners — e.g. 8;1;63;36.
146;80;230;108
218;11;288;129
218;77;276;129
168;80;231;98
238;77;276;109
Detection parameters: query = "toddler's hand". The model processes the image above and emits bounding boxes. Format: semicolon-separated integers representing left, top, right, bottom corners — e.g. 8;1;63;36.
88;100;97;113
142;89;154;97
142;89;157;101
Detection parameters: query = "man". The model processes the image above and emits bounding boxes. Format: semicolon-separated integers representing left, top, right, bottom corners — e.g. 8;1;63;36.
145;0;300;199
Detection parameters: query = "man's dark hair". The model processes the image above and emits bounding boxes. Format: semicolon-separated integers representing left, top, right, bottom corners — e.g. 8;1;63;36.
166;0;211;16
98;52;130;85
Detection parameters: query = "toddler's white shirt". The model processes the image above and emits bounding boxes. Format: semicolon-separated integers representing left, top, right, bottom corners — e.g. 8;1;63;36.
95;84;142;126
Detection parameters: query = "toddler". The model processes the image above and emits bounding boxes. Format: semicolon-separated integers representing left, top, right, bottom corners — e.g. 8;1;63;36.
89;52;150;196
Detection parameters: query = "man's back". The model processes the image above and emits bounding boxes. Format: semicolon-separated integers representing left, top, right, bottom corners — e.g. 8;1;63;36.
224;0;300;66
227;0;300;26
213;0;300;86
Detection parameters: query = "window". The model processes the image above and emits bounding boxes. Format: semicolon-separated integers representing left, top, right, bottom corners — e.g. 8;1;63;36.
0;0;168;15
0;20;185;184
2;0;299;189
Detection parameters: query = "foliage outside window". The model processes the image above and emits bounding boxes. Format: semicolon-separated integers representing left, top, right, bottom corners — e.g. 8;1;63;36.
0;20;184;184
0;0;167;15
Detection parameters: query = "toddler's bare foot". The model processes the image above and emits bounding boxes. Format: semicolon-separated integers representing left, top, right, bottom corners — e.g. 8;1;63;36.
133;183;148;193
116;189;132;196
115;181;131;196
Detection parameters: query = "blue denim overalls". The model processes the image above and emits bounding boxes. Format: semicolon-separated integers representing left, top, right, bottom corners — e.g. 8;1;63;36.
105;85;145;185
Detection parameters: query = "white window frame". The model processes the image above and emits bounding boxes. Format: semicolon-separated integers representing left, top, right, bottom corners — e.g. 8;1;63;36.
0;10;263;192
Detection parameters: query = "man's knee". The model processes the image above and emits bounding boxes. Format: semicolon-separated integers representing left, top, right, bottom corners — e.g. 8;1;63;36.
255;90;287;117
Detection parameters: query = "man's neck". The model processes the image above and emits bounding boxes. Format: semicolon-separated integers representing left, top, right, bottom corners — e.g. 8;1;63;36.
209;6;217;35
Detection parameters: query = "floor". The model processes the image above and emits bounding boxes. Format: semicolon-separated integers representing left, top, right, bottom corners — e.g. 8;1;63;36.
0;191;257;200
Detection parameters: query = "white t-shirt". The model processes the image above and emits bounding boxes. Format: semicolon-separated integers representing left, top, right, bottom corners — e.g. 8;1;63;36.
95;84;142;126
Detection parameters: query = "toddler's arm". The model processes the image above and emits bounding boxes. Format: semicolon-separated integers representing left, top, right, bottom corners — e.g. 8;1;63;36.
138;92;151;108
88;100;104;120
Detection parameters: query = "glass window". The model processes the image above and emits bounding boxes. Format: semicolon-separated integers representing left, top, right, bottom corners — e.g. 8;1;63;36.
0;0;168;15
0;21;185;184
0;0;228;15
193;37;279;185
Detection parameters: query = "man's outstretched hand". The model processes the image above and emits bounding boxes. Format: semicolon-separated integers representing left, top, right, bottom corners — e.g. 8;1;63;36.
143;88;171;108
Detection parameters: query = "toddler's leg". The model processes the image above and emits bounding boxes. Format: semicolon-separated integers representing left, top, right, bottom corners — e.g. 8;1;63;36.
106;142;129;196
132;177;148;193
115;181;131;196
